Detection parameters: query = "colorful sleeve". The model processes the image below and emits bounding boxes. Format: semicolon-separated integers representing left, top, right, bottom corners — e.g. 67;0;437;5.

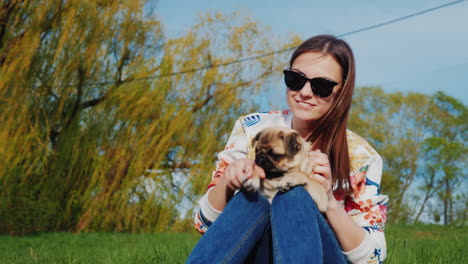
343;153;389;264
194;118;249;234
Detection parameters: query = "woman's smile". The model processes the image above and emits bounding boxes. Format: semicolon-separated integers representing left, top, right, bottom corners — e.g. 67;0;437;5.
295;100;317;109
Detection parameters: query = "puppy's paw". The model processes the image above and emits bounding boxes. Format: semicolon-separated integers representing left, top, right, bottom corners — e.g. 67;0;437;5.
315;197;328;213
277;182;302;192
304;181;328;213
242;176;261;192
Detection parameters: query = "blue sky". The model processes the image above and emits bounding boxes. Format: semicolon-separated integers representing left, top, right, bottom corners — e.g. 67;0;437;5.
156;0;468;109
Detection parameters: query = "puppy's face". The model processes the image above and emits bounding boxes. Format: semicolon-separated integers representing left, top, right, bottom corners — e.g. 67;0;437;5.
251;127;307;178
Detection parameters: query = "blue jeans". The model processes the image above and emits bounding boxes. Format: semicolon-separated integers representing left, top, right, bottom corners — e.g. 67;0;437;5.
186;187;347;263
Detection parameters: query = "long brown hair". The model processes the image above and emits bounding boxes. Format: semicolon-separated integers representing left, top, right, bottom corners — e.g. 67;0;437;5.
289;35;355;198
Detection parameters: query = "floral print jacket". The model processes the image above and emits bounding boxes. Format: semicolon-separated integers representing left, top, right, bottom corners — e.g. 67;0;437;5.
194;110;389;264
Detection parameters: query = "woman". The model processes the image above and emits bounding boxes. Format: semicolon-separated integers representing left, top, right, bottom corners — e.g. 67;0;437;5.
187;35;389;264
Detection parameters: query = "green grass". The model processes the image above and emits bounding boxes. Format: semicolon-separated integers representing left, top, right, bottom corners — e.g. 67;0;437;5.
0;224;466;263
385;224;468;264
0;232;199;264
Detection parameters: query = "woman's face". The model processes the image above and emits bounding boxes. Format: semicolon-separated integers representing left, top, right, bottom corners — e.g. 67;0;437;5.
286;51;343;126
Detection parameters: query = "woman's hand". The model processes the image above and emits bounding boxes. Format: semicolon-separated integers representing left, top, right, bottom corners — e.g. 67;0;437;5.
309;150;337;206
222;158;266;191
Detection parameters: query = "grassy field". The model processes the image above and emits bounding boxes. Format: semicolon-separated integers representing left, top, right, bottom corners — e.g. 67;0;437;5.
0;224;466;263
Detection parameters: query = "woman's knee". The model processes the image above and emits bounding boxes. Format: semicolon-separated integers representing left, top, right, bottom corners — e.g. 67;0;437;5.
271;186;320;214
272;186;310;202
228;190;271;213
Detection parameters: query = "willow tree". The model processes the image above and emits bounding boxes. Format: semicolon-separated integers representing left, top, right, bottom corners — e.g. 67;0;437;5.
0;1;293;234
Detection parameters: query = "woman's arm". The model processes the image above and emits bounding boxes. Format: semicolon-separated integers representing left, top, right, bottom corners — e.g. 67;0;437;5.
194;159;264;234
310;150;388;263
325;199;366;251
309;150;365;250
207;158;265;211
207;175;235;211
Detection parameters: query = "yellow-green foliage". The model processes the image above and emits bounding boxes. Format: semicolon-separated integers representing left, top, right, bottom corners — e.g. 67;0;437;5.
0;1;293;234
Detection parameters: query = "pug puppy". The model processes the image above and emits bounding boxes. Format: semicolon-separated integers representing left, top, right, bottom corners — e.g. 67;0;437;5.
242;126;328;212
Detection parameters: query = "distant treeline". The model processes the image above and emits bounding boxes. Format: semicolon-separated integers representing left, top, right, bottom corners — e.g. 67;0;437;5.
0;0;466;235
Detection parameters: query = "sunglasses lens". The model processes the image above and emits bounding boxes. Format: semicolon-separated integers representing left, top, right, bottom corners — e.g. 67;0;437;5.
284;69;337;98
310;78;335;98
284;70;306;91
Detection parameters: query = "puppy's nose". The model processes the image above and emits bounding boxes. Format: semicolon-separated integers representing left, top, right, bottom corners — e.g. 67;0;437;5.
255;153;266;165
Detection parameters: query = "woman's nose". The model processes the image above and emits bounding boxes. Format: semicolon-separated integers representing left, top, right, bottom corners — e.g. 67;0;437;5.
299;81;314;97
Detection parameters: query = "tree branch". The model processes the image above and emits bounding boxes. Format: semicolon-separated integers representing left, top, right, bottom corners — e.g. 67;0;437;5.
80;95;106;109
63;65;85;131
190;68;273;113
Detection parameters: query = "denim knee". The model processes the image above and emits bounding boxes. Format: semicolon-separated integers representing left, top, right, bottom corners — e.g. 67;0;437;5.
236;190;270;207
272;186;311;203
271;186;321;215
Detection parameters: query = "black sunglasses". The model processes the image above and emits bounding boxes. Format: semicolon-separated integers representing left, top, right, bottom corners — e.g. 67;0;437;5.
283;69;339;98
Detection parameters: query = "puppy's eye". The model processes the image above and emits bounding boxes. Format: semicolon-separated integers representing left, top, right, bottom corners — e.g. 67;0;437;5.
270;153;284;161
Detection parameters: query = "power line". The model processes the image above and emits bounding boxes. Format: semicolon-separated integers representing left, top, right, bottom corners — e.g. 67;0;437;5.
337;0;466;37
50;0;467;88
71;47;297;88
380;60;468;87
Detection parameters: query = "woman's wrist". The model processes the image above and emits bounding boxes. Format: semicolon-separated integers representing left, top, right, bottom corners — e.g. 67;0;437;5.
208;176;235;211
218;175;236;196
326;195;341;212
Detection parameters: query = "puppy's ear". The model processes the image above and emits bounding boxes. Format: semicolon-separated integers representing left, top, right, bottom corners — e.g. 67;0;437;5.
284;132;301;157
251;131;262;148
